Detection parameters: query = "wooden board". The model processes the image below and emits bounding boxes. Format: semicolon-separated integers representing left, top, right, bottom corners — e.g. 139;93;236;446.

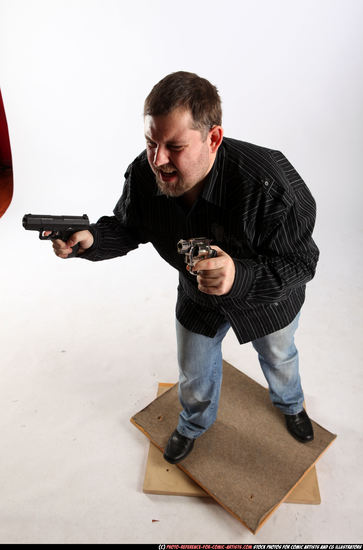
131;360;336;533
143;383;321;504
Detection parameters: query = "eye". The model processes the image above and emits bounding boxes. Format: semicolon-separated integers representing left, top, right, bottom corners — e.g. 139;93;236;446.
146;140;156;148
168;145;184;152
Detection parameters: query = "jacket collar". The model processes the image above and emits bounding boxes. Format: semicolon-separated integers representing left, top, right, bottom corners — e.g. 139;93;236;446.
200;143;226;207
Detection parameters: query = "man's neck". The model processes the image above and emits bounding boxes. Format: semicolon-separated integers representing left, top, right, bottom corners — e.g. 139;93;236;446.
181;180;204;208
180;152;218;207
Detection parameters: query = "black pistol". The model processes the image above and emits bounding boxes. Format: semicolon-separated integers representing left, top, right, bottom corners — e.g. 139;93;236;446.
22;214;90;257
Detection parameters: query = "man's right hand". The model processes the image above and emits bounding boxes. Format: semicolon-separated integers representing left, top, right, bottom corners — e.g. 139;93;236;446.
45;230;94;258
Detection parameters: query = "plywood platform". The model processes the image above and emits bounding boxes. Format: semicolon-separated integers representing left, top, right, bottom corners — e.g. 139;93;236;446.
131;360;336;533
143;384;321;504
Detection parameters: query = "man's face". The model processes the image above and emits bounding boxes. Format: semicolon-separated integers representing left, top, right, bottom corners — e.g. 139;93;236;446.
144;108;218;200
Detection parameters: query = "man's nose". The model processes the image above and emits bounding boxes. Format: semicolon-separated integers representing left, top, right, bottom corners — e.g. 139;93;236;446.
153;145;169;167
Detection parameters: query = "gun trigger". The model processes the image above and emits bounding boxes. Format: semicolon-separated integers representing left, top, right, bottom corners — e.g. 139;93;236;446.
40;231;51;240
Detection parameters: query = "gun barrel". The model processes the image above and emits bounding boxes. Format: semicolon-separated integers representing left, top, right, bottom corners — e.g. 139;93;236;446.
22;214;89;230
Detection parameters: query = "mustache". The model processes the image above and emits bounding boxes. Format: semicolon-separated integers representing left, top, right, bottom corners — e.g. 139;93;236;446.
154;164;177;173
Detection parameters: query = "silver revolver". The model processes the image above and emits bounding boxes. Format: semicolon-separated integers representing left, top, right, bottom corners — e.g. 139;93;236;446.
177;237;217;275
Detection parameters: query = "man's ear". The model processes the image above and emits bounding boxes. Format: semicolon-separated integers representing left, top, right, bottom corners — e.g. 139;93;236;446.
209;126;223;153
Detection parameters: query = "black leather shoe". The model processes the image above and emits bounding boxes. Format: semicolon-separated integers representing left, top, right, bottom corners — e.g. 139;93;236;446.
285;409;314;443
163;429;195;464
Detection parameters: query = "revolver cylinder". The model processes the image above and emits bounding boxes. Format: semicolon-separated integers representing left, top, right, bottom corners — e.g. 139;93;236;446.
177;237;217;275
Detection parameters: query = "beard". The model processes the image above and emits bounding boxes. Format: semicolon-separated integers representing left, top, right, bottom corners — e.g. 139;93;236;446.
151;146;212;199
153;164;186;197
155;175;185;197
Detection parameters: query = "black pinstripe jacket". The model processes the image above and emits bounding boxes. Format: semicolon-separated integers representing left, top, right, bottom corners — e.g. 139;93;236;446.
81;137;319;344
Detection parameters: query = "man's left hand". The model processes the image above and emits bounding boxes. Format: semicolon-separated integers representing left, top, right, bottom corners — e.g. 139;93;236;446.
189;246;236;296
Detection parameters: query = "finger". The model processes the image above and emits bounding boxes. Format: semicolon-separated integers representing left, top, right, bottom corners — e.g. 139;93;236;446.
193;257;226;272
66;233;80;247
52;239;73;258
198;282;223;295
197;270;221;283
56;251;71;259
54;249;72;258
198;268;220;279
66;230;93;250
52;238;69;250
197;272;223;287
53;246;71;258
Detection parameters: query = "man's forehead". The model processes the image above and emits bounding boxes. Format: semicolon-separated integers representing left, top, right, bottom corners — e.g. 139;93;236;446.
144;109;196;141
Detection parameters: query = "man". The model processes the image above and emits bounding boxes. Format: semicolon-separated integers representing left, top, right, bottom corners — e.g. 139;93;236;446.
52;71;319;464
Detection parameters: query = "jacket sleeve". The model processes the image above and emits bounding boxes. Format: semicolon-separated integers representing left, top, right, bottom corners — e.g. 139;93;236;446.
226;155;319;303
78;163;148;262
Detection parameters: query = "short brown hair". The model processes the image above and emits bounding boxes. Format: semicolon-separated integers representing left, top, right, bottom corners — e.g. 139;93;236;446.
144;71;222;134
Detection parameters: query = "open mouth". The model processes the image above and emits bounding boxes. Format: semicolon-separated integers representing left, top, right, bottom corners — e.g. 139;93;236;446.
159;169;178;181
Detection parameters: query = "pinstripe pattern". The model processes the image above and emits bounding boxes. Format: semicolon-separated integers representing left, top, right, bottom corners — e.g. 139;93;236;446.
81;137;319;344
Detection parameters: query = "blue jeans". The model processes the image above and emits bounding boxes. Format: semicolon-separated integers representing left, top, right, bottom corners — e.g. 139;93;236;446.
176;313;304;439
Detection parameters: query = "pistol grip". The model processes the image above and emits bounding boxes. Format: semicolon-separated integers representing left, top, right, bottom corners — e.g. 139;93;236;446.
67;243;80;258
61;229;80;258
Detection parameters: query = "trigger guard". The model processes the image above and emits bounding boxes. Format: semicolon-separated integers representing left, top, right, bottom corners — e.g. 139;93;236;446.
40;231;56;240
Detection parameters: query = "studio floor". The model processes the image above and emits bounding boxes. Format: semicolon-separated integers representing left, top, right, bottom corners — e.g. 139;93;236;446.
0;213;362;545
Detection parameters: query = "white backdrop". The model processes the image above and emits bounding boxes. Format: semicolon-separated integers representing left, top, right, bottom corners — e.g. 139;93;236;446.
0;0;362;544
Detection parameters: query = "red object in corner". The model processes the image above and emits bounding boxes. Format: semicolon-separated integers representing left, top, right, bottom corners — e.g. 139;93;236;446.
0;89;12;168
0;88;13;218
